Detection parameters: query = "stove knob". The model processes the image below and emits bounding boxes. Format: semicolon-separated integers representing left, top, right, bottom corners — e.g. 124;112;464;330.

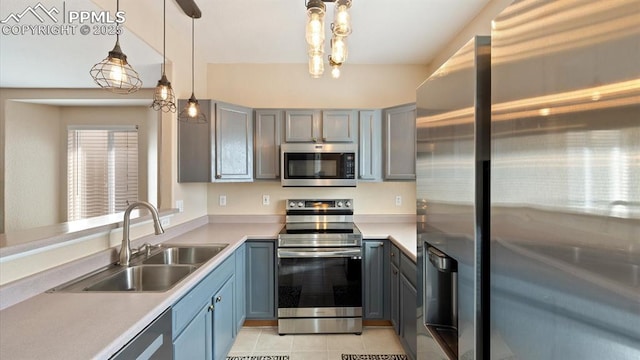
345;201;351;208
297;201;304;208
289;201;296;208
337;201;343;208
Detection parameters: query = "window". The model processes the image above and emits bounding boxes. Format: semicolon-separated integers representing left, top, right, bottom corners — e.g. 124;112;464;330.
67;126;139;221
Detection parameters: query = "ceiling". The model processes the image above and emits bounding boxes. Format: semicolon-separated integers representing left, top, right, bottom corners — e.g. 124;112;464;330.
0;0;490;88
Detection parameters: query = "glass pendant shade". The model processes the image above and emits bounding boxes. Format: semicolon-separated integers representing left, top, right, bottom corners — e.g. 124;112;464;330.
305;0;326;50
90;40;142;94
178;17;207;123
152;0;176;112
330;35;348;64
329;56;341;78
333;0;352;36
178;93;207;123
309;53;324;78
152;74;177;112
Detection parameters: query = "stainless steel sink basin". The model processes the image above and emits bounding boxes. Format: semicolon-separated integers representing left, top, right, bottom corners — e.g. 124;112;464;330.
49;244;228;293
84;265;197;292
142;245;228;265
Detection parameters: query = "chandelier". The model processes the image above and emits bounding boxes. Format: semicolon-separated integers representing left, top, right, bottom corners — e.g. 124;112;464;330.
305;0;353;78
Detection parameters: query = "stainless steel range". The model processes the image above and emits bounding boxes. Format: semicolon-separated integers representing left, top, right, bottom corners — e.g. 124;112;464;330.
277;199;363;335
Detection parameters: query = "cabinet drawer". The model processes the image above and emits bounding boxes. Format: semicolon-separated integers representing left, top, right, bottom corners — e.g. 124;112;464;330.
400;252;416;289
173;255;235;338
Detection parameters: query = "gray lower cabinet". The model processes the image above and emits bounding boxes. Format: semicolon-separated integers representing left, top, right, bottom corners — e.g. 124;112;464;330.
390;244;400;334
399;251;417;360
245;241;276;319
112;308;173;360
172;252;237;360
234;244;246;332
363;240;389;320
254;110;282;179
383;103;416;180
358;110;382;181
177;100;253;182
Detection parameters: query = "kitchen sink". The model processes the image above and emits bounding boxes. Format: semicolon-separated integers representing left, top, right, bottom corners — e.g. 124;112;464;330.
49;244;228;293
143;244;228;265
84;265;197;292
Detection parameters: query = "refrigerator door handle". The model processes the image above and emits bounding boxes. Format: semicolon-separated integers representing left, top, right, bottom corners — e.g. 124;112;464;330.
428;246;457;273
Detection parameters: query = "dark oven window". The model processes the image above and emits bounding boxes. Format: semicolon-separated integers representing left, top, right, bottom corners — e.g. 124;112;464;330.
278;257;362;308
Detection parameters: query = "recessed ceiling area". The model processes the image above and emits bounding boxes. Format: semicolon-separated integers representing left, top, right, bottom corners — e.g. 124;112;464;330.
0;0;491;88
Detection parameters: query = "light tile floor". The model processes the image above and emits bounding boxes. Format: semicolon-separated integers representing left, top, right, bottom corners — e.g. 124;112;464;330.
228;326;406;360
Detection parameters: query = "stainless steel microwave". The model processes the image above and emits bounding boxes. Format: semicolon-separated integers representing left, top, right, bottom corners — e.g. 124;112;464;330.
281;143;357;187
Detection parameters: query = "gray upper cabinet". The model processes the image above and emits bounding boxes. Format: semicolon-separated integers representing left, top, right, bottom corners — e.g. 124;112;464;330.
358;110;382;181
254;110;282;179
383;104;416;180
177;100;253;183
214;102;253;182
322;110;357;142
284;109;356;143
178;99;212;182
285;110;319;142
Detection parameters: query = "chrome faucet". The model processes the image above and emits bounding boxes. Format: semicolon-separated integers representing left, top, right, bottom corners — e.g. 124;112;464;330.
119;201;165;266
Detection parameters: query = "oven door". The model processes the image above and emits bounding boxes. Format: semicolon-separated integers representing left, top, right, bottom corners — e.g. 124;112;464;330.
277;247;362;316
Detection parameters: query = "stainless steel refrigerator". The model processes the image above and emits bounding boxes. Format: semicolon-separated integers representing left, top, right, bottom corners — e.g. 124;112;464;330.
417;1;640;359
416;35;491;360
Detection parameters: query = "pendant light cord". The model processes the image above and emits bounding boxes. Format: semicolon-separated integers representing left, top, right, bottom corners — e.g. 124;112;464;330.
115;0;120;43
162;0;166;74
191;16;195;94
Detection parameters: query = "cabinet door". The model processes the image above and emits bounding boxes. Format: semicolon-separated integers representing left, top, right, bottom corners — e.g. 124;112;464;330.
285;110;320;142
390;262;400;334
322;110;356;142
254;110;282;179
363;240;389;320
383;104;416;180
246;241;276;319
358;110;382;181
400;273;417;360
178;99;212;182
213;277;235;360
234;244;246;334
215;102;253;181
174;302;212;360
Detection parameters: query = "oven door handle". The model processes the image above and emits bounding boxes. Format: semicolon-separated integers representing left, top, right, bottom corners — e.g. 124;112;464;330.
277;248;362;258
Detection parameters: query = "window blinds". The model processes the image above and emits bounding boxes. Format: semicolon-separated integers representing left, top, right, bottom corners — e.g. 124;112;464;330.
67;126;138;221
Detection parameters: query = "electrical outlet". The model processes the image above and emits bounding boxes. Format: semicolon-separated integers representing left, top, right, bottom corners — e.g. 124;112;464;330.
395;195;402;206
219;195;227;206
161;217;170;227
262;194;270;206
176;200;184;213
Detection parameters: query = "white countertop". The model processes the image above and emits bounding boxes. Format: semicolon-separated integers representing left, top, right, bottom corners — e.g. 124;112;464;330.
0;220;416;359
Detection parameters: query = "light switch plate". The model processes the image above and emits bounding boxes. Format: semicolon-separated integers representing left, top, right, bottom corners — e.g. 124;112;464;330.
395;195;402;206
262;194;270;205
219;195;227;206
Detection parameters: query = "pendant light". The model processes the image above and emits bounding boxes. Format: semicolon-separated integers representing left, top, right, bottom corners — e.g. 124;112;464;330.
178;16;207;123
152;0;176;112
89;0;142;94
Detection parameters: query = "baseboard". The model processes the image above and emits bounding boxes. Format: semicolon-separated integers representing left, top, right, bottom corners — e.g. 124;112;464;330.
243;319;278;327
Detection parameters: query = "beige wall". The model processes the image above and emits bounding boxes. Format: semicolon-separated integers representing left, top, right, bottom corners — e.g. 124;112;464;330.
4;102;61;231
207;63;429;109
208;181;416;215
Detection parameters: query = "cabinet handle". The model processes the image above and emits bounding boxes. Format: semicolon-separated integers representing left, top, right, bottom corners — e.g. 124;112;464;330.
391;252;395;257
379;242;385;247
393;269;398;275
208;304;214;312
312;137;318;143
215;174;221;179
322;137;327;142
215;296;222;303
